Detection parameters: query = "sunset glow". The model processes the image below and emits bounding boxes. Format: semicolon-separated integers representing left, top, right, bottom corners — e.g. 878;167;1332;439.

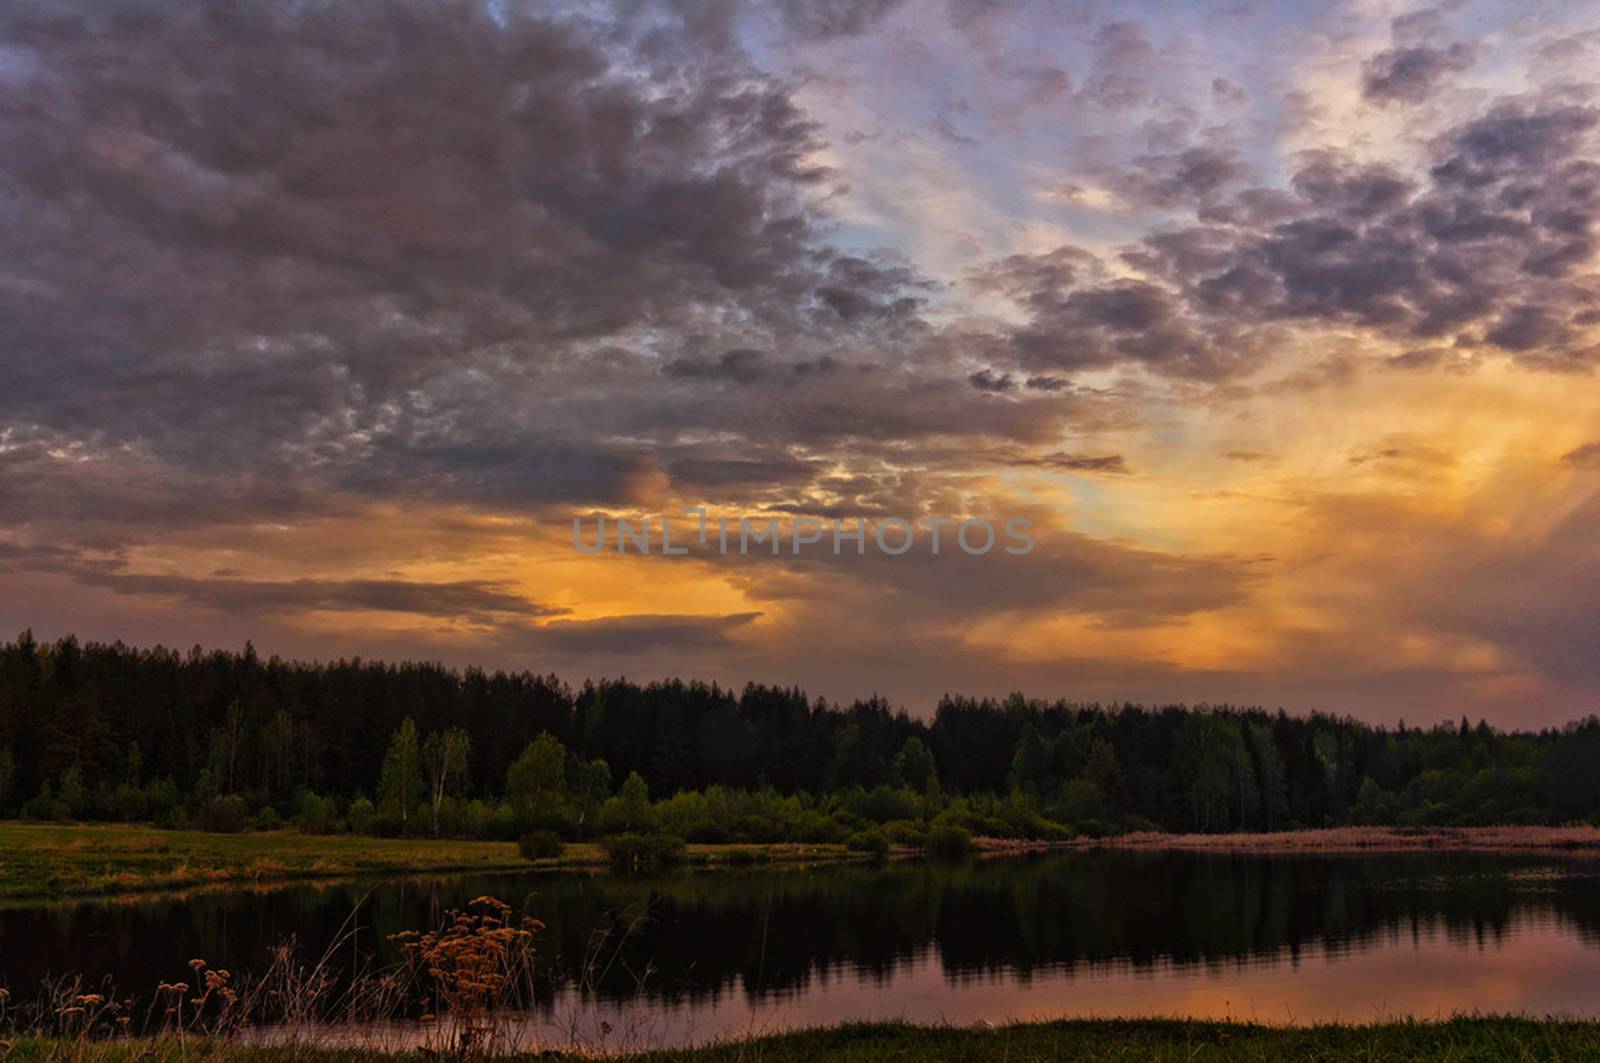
4;0;1600;727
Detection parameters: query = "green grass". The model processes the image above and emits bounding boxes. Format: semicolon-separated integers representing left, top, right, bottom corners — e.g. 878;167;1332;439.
0;822;852;903
6;1019;1600;1061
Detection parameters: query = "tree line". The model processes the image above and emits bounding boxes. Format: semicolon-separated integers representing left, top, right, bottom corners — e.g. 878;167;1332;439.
1;631;1597;840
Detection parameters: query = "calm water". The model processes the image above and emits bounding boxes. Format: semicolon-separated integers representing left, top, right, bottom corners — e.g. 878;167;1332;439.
3;851;1599;1047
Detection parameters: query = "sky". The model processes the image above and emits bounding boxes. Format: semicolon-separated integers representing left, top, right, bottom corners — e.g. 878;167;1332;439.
2;0;1599;728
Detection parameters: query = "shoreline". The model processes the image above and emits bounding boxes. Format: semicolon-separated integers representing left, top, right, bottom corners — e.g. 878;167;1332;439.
4;821;1597;907
1072;824;1600;855
8;1017;1600;1061
0;821;866;905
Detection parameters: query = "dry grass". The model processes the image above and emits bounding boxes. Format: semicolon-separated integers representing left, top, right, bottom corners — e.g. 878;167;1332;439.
0;824;533;903
1086;824;1600;854
2;895;546;1056
8;1017;1600;1061
0;823;856;904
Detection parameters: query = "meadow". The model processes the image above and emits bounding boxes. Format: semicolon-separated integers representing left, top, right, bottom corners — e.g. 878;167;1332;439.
1093;824;1600;853
6;821;1599;904
7;1018;1600;1061
0;822;852;902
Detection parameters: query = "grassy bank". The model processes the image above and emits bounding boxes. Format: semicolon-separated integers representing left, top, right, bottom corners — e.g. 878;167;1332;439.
1086;824;1600;855
9;816;1600;902
7;1018;1600;1061
6;821;1598;904
0;822;851;902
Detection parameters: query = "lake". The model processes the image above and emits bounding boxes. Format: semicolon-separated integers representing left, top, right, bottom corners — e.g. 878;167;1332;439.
3;850;1598;1049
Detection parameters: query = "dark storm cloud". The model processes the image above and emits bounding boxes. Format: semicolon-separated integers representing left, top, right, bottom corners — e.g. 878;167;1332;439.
1483;304;1575;352
0;0;1044;536
1563;442;1600;468
1384;346;1478;373
1289;152;1414;218
1009;452;1129;474
777;0;910;41
1358;7;1475;106
1346;444;1454;469
1111;146;1249;209
995;274;1274;380
0;2;829;362
662;447;823;493
1362;44;1475;105
1432;102;1599;187
1211;78;1247;107
5;0;1592;519
13;548;562;623
527;612;762;655
665;349;772;384
1080;20;1156;111
968;369;1017;393
0;541;82;568
350;433;667;509
983;93;1600;379
0;426;331;528
812;256;932;323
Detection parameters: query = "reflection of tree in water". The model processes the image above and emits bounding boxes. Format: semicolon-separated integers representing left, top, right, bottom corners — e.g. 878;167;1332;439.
3;852;1599;1016
532;852;1600;1004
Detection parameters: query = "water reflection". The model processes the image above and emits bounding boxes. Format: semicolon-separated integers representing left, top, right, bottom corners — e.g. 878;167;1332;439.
2;850;1598;1044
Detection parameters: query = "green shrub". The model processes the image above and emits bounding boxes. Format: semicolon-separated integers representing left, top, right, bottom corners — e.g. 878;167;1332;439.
347;795;378;835
597;772;654;835
521;802;580;837
112;783;147;823
517;829;565;861
793;809;845;844
453;798;496;839
21;784;69;822
924;823;973;859
883;819;928;846
296;792;339;835
685;822;730;844
857;786;922;824
255;805;283;830
487;802;523;841
199;794;250;834
847;829;890;857
57;768;89;819
601;832;686;873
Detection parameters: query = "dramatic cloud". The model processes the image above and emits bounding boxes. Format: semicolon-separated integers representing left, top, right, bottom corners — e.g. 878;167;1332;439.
1362;43;1475;105
980;97;1600;380
0;0;947;516
525;613;763;657
3;0;1599;725
1563;442;1600;468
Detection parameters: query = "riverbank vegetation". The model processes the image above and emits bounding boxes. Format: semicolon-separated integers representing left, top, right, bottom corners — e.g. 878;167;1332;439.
0;822;856;902
3;632;1598;856
1099;824;1600;854
6;820;1594;904
6;1017;1599;1061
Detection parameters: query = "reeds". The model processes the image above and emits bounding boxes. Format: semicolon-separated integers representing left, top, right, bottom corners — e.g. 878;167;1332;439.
389;896;541;1057
0;893;675;1060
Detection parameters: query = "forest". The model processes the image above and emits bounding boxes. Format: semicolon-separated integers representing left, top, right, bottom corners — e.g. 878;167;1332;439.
1;631;1597;843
